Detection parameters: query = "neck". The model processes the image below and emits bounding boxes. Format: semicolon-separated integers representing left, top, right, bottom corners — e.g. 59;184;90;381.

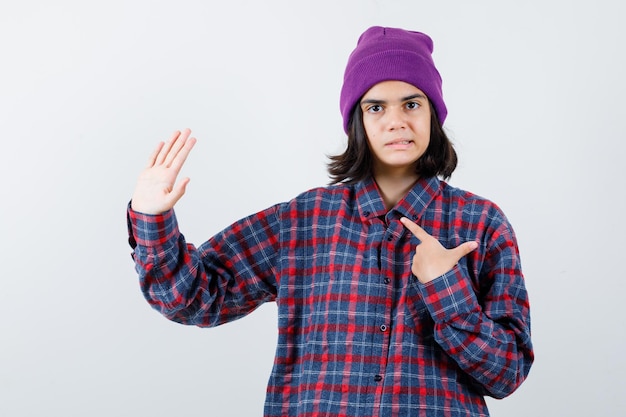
373;170;419;211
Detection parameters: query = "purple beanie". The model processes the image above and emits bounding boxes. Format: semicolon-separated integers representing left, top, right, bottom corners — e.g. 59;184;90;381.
340;26;447;133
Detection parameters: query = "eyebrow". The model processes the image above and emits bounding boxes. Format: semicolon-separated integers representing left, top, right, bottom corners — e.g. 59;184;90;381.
360;93;427;106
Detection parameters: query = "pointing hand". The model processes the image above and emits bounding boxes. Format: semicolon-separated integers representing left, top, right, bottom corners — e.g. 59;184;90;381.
400;217;478;284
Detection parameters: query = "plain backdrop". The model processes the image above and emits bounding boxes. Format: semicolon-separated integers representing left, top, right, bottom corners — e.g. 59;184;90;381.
1;0;625;416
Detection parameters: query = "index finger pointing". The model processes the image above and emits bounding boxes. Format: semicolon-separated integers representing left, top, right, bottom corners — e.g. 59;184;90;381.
400;217;431;240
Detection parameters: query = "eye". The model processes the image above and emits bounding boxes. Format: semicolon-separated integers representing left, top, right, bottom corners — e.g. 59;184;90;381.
405;101;420;110
366;104;383;113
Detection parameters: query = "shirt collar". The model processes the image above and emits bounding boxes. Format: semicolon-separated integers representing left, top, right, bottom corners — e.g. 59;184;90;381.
355;176;442;222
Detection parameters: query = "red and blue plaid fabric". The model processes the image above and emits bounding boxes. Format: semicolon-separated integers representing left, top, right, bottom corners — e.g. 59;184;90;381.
128;176;533;417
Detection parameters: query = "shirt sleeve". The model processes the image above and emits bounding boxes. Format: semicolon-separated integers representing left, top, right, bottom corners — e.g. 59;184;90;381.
127;202;282;327
418;206;534;399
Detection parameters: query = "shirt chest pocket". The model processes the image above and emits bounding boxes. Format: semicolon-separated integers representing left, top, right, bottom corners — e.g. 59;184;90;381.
316;250;367;304
300;251;371;352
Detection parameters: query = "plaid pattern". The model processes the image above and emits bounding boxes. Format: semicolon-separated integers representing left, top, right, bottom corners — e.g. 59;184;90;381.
128;176;533;417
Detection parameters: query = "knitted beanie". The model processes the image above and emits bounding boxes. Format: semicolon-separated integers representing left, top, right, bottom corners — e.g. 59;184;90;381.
339;26;447;133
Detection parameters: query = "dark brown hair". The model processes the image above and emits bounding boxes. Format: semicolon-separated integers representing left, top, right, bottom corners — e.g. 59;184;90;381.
327;102;457;185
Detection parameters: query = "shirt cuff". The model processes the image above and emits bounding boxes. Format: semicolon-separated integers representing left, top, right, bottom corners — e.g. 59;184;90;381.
126;202;179;248
418;265;479;323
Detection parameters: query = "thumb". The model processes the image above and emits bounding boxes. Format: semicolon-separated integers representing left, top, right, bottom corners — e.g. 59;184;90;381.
167;177;191;207
450;240;478;261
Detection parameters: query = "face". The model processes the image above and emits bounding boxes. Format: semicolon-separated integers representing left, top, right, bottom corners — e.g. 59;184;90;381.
360;80;431;178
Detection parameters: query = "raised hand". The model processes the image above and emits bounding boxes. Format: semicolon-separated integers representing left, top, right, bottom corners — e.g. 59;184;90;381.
131;129;197;215
400;217;478;284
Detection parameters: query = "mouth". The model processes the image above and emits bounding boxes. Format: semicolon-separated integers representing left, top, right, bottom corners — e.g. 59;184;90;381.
385;139;414;146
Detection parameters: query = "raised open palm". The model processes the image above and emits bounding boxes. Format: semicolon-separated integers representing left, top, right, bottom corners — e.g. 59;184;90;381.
131;129;197;215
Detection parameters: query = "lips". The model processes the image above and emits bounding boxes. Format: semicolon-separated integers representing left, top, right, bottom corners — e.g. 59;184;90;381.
385;139;414;146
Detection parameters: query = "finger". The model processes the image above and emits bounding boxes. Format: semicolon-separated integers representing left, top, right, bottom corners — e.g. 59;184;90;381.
169;136;196;173
400;217;431;241
145;141;164;168
155;130;181;165
168;177;191;206
164;128;192;167
450;240;478;261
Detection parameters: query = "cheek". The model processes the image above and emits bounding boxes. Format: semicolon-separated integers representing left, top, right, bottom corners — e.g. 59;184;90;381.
412;118;431;139
362;120;378;145
362;118;374;137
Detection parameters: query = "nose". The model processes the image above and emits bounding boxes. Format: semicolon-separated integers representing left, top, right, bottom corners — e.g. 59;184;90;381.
386;106;407;130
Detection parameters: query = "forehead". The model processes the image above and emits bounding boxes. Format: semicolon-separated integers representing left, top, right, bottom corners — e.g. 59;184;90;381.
361;80;427;101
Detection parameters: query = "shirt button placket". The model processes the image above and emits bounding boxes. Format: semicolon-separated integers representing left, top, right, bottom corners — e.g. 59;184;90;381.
372;225;396;392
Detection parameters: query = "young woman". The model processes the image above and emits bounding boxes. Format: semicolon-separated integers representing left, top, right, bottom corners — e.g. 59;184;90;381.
128;26;533;417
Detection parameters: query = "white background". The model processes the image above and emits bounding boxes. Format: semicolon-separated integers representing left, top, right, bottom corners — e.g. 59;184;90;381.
1;0;624;416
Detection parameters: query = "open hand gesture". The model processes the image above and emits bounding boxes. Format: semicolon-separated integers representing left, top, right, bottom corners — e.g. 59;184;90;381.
131;129;197;215
400;217;478;284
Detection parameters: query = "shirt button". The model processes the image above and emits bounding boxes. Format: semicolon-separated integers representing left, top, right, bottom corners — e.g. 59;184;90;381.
387;235;393;241
380;324;388;332
363;211;370;217
383;278;390;284
374;375;383;382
